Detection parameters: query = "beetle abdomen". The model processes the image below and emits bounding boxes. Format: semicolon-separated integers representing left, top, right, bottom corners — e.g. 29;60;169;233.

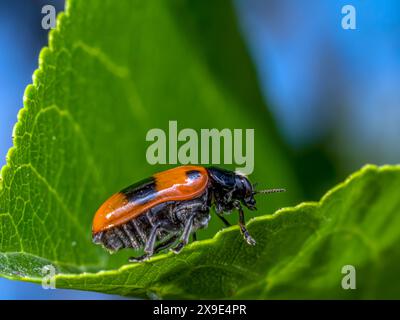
94;211;159;252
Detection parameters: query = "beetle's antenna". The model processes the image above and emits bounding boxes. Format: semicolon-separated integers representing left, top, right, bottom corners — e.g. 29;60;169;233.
253;188;286;195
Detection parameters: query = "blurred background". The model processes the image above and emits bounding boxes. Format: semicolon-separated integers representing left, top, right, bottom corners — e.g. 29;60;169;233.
0;0;399;299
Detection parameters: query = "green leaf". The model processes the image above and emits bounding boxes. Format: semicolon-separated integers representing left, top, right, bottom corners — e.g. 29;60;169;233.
0;0;299;290
47;165;400;298
3;0;399;300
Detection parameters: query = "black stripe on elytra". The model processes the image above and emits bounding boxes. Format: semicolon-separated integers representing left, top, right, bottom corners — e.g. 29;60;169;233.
186;170;202;181
120;176;157;205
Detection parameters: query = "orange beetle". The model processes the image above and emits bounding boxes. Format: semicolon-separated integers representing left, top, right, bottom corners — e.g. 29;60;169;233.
92;165;285;262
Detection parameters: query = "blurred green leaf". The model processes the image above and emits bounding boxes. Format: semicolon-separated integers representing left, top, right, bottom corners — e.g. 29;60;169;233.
0;0;299;290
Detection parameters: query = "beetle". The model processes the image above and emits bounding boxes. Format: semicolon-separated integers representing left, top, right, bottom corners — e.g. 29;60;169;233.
92;165;285;262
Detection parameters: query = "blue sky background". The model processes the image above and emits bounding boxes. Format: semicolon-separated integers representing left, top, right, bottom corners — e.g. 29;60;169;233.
236;0;400;167
0;0;399;299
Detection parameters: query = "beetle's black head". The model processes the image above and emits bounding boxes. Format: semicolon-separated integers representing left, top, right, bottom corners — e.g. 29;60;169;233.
207;167;257;210
207;167;286;212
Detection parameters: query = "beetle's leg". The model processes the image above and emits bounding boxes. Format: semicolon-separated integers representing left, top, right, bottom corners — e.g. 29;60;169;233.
129;223;161;262
192;232;197;242
171;214;195;254
153;233;179;254
235;202;256;245
216;213;231;227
